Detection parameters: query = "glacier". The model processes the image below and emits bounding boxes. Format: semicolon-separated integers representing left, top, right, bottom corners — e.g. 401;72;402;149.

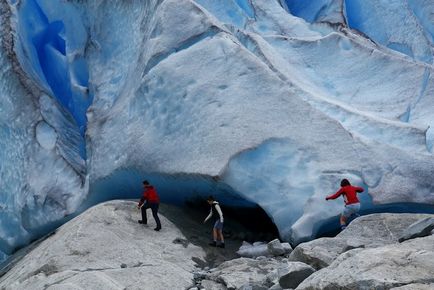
0;0;434;262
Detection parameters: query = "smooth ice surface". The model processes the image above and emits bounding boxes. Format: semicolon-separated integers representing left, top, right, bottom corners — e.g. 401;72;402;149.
35;121;57;150
1;0;434;262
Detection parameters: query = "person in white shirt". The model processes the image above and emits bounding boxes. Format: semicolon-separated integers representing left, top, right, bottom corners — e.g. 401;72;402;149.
203;196;225;248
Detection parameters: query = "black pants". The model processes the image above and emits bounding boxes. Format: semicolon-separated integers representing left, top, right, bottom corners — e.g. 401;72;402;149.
141;202;161;229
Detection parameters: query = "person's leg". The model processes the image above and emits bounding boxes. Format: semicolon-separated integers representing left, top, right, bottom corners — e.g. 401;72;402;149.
150;203;161;230
218;230;224;243
340;215;347;228
215;221;225;248
213;228;218;241
140;205;147;224
217;229;225;248
209;221;218;246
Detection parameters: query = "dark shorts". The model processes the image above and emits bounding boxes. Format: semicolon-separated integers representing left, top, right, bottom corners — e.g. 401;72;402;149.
214;219;223;230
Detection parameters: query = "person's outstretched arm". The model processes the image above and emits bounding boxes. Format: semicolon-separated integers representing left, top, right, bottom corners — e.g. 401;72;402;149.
203;208;213;223
354;186;364;193
138;196;146;208
326;188;344;200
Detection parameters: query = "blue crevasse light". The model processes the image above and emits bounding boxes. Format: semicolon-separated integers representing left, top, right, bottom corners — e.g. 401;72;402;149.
18;0;91;155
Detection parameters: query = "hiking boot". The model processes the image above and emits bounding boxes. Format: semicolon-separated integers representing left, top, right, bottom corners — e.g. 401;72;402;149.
208;241;217;247
154;227;161;231
138;220;147;225
217;243;225;248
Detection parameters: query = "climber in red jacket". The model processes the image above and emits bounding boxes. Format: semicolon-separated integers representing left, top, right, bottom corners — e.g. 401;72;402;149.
138;180;161;231
326;179;364;230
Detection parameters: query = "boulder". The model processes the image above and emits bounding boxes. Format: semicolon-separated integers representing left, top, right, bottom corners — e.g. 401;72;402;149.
390;283;434;290
278;262;315;289
200;279;227;290
289;237;350;270
281;243;293;255
267;239;286;256
297;235;434;290
290;213;434;269
239;283;268;290
336;213;434;247
398;217;434;242
205;257;283;289
0;201;206;290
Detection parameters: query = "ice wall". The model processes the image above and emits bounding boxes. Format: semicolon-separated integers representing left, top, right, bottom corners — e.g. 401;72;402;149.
286;0;434;64
0;0;88;262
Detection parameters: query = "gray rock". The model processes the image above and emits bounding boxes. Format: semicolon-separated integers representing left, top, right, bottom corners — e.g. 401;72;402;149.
398;217;434;242
239;283;269;290
288;237;350;269
200;279;227;290
390;283;434;290
337;213;434;246
0;201;206;290
194;271;207;280
205;257;282;289
268;284;283;290
281;243;293;255
268;239;285;256
290;213;434;269
297;235;434;290
278;262;315;289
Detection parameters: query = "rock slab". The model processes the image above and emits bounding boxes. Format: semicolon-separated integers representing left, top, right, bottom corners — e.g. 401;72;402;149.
0;201;206;290
398;217;434;242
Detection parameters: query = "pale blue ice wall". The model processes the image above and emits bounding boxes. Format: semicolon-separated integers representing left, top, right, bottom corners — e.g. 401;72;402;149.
285;0;434;64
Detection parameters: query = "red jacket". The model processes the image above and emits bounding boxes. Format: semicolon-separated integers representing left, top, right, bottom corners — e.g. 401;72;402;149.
138;185;160;207
326;185;364;205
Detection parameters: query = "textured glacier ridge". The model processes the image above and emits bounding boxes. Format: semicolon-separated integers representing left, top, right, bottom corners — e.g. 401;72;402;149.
0;0;434;261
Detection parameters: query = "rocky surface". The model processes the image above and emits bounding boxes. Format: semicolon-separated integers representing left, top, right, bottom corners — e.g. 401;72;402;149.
204;257;282;289
398;217;434;242
297;235;434;289
390;284;434;290
289;213;434;269
1;205;433;290
0;201;206;290
278;262;315;289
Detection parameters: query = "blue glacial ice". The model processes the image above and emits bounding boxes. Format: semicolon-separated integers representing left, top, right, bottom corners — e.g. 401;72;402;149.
0;0;434;262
